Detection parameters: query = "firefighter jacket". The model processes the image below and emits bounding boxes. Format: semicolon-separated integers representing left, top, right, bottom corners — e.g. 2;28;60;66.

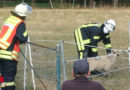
75;23;112;57
0;16;28;61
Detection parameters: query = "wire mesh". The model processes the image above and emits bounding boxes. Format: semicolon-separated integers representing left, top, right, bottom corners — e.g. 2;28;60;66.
5;39;130;90
60;41;130;90
16;42;58;90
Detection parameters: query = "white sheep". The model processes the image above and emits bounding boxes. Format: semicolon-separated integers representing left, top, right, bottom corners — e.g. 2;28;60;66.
87;52;119;72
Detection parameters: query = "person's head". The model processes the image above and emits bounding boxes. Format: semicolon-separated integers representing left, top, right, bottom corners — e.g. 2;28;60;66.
103;19;116;34
11;3;32;20
72;59;90;77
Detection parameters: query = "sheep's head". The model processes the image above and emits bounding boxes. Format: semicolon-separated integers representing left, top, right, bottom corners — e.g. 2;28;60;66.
108;50;119;59
112;50;119;56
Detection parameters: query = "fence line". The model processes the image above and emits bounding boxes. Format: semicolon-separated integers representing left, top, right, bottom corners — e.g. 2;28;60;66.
18;39;129;89
27;38;36;90
121;57;128;60
19;57;129;78
21;40;60;90
64;56;129;63
31;40;128;53
32;60;56;63
18;66;56;72
28;40;129;78
90;65;130;78
33;40;61;43
63;41;128;53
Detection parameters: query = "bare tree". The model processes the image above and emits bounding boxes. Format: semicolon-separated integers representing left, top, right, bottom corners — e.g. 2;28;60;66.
114;0;118;8
31;0;35;7
84;0;87;7
90;0;94;7
61;0;63;7
69;0;71;7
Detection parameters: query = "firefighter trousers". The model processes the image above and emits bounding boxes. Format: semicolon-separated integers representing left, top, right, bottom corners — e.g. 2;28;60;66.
78;46;97;59
0;59;17;90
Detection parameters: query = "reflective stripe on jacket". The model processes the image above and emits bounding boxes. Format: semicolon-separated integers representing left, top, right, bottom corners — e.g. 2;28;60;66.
0;82;15;87
0;16;23;61
74;23;111;57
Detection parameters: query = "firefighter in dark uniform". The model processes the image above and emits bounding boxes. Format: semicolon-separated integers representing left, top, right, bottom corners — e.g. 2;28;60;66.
0;3;32;90
74;19;116;59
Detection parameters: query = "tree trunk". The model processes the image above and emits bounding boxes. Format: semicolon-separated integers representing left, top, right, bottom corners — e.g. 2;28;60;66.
69;0;71;7
61;0;63;6
84;0;87;7
90;0;94;8
31;0;35;7
114;0;118;8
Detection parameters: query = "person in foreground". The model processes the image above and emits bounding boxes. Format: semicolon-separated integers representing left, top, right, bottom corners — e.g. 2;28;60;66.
0;3;32;90
61;59;105;90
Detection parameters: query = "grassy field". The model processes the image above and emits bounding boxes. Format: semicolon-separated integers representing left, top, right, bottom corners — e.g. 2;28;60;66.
0;8;130;90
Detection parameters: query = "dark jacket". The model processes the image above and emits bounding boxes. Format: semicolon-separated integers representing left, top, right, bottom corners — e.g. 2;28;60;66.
61;76;105;90
75;23;111;57
8;22;28;51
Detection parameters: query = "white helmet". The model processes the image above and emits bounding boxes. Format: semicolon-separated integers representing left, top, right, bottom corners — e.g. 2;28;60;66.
13;3;32;17
103;19;116;34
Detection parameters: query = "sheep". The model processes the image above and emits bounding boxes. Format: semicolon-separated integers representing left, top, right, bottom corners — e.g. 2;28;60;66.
87;52;119;72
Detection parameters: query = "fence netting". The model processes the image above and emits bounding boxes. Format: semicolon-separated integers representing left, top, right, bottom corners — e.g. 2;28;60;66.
16;41;59;90
61;41;130;90
15;40;130;90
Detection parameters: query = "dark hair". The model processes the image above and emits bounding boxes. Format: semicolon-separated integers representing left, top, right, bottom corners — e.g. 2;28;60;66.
73;59;89;76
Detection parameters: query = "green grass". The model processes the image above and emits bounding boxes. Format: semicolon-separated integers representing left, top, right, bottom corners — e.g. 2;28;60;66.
0;8;130;90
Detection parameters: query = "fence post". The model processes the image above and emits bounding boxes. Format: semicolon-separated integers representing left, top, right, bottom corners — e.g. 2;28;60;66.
56;44;61;90
23;43;28;90
27;37;36;90
128;22;130;72
61;40;67;81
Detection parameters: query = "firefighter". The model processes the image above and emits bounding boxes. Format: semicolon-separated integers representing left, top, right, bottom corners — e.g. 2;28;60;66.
0;3;32;90
74;19;116;59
